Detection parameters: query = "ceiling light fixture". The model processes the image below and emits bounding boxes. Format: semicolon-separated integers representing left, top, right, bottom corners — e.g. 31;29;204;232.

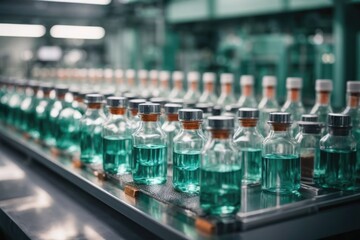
50;25;105;40
38;0;111;5
0;23;46;38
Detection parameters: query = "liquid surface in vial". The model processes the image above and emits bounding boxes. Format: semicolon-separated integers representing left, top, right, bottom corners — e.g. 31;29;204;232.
173;150;201;194
103;136;132;174
240;148;262;184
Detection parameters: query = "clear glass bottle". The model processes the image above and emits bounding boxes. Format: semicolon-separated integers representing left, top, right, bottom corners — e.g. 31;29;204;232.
149;70;160;98
128;99;146;132
159;71;170;98
8;80;25;129
132;103;167;185
318;114;357;190
55;89;83;154
35;83;54;143
195;103;213;136
114;69;126;95
184;71;201;102
262;112;300;194
217;73;236;108
310;79;333;123
295;120;323;184
126;69;136;94
281;77;305;137
342;81;360;184
80;94;106;164
0;81;12;124
258;76;279;137
169;71;185;99
199;72;217;104
173;109;206;194
138;69;150;99
161;103;182;165
200;116;241;215
238;75;257;107
224;103;241;128
46;85;68;147
102;97;132;175
20;81;40;136
233;108;263;185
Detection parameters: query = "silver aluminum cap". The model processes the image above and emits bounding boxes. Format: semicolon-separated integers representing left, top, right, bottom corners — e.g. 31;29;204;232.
150;97;167;107
164;103;182;114
54;85;69;95
208;116;234;130
183;100;197;108
327;113;351;128
195;103;213;114
268;112;292;124
212;106;222;116
128;99;146;109
139;103;161;114
238;108;259;119
107;96;127;107
123;92;139;100
85;93;104;104
179;109;203;121
301;114;318;122
39;83;53;92
225;104;242;114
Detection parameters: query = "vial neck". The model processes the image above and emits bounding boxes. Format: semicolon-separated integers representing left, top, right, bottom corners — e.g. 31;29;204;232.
175;81;183;90
140;78;147;87
130;109;138;117
287;88;301;102
109;107;126;115
166;114;179;122
128;78;135;87
151;78;158;87
347;93;360;108
242;85;253;97
270;123;291;133
210;130;231;139
221;83;232;95
75;97;83;103
43;92;51;98
56;94;66;100
141;114;159;122
204;82;214;93
263;86;276;99
316;91;330;105
160;80;168;89
189;82;198;91
182;121;201;130
239;119;258;128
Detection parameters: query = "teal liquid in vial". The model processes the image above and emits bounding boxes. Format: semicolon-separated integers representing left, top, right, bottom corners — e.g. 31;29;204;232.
173;150;201;194
262;154;300;194
80;129;103;164
132;144;167;185
240;148;262;184
103;136;132;174
200;164;241;215
319;149;356;190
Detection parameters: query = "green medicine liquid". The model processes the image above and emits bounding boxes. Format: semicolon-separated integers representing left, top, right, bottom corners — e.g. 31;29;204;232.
319;149;356;190
173;150;200;194
240;148;262;184
132;144;167;185
200;164;241;215
103;136;132;174
80;129;103;164
262;154;300;194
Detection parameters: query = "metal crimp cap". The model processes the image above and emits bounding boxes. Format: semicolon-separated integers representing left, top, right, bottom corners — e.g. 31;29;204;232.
164;103;182;114
123;92;139;100
208;116;234;130
139;103;161;114
85;93;104;104
327;113;351;128
150;97;167;107
129;99;146;109
268;112;292;124
179;109;203;121
225;104;242;114
54;85;69;95
183;100;197;108
212;105;222;116
238;108;259;119
107;96;127;107
39;83;53;92
301;114;318;122
195;103;213;114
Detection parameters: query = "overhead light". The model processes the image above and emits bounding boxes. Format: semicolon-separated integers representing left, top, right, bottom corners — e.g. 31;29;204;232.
0;23;45;38
50;25;105;40
38;0;111;5
37;46;62;61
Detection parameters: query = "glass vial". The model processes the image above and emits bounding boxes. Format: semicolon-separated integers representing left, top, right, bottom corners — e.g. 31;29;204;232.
80;94;106;164
199;72;217;104
217;73;236;108
126;69;136;94
195;103;213;136
169;71;185;99
173;109;206;194
238;75;257;108
319;114;357;190
184;71;201;102
233;108;263;185
138;69;150;99
258;76;279;137
102;97;132;175
159;71;170;98
132;103;167;185
200;116;241;215
295;119;323;184
281;77;305;136
310;79;333;123
128;99;146;132
262;112;300;194
161;103;182;165
35;83;54;143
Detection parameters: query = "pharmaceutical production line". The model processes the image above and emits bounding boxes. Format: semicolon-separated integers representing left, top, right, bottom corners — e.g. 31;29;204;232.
0;124;359;239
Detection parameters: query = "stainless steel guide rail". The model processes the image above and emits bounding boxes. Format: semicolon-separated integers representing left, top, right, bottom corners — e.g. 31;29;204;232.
0;127;360;239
